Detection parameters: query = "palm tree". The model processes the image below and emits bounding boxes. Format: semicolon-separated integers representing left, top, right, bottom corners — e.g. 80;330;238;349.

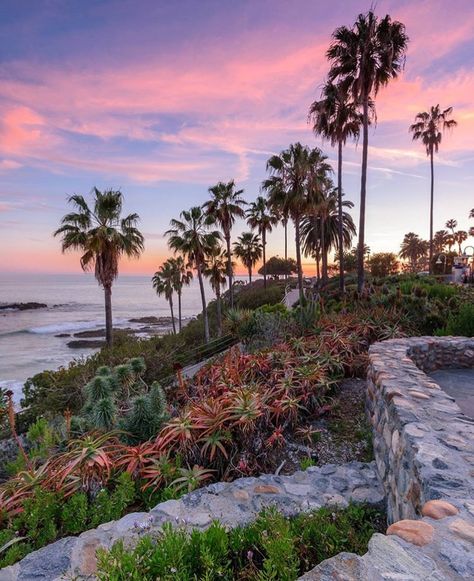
234;232;262;284
301;190;356;280
455;230;468;254
446;218;458;237
204;246;227;337
327;10;408;292
433;230;449;253
152;260;177;334
399;232;429;272
169;256;193;332
54;188;144;347
166;207;221;343
410;106;457;272
265;143;330;301
262;177;290;277
203;181;246;307
309;80;361;292
246;196;277;288
470;209;474;219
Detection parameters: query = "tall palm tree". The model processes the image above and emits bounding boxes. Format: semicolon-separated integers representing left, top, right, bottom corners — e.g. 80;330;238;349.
234;232;262;284
204;246;227;337
262;177;290;278
169;256;193;332
399;232;429;272
301;190;356;280
203;181;246;307
54;188;144;347
265;143;329;301
327;10;408;292
246;196;278;288
410;106;457;272
166;207;221;343
309;80;361;292
152;260;177;334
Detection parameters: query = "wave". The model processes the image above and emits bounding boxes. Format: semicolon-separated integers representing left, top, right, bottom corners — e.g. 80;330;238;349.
0;379;24;405
28;320;105;334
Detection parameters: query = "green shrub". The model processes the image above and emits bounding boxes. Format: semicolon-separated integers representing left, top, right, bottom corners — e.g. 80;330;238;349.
235;284;284;310
439;303;474;337
61;493;88;535
96;503;384;580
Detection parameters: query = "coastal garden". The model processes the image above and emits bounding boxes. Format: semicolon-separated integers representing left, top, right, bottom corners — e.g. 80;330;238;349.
0;6;473;579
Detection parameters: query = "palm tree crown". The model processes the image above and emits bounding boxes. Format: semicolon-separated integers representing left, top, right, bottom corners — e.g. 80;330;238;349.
410;105;457;156
399;232;429;272
234;232;262;284
54;188;144;346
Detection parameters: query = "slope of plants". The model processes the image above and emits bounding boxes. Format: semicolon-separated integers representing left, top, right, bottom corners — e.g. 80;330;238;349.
0;279;472;567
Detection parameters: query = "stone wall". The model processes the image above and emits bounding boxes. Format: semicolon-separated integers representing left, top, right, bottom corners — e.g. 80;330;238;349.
367;336;474;523
301;336;474;580
0;461;383;581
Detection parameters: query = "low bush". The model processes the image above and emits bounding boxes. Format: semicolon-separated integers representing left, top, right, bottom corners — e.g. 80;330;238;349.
0;473;137;568
438;303;474;337
234;284;284;310
96;503;385;580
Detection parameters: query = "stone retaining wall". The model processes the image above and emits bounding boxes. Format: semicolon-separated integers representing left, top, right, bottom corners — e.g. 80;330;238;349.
299;336;474;580
367;336;474;523
0;461;383;581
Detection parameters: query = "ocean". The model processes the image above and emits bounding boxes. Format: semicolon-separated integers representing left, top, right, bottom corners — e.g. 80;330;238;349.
0;273;232;405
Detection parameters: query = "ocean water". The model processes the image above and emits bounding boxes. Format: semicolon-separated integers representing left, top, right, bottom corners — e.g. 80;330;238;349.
0;273;228;405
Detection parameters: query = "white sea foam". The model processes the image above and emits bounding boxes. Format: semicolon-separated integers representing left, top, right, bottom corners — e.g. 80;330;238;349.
0;380;24;405
28;320;105;334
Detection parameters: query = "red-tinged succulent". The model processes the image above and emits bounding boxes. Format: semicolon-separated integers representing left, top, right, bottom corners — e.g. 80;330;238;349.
265;426;286;448
158;413;195;450
115;441;161;477
140;451;176;492
170;465;214;493
198;430;231;462
47;432;121;494
228;388;264;432
190;399;231;436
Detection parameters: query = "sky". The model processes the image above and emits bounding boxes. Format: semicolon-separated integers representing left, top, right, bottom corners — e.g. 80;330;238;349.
0;0;473;275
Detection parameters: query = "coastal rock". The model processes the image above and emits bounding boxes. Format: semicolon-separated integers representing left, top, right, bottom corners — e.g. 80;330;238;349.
0;302;47;311
73;329;106;338
128;316;176;325
66;339;105;349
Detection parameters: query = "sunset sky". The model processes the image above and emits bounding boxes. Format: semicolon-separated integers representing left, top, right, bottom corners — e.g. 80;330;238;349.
0;0;473;275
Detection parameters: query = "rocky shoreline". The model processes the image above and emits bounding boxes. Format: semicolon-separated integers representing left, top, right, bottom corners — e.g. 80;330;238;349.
59;316;181;349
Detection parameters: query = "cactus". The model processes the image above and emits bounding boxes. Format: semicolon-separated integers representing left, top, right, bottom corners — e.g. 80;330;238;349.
79;358;168;442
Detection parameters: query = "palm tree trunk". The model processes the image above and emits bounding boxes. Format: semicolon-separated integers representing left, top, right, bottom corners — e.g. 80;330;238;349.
429;147;434;274
178;290;182;332
248;265;252;284
196;261;209;343
104;284;113;347
169;296;176;334
284;218;288;280
337;139;345;293
357;98;369;293
321;216;328;285
225;232;233;307
262;230;267;289
316;252;320;280
216;288;222;337
294;216;304;302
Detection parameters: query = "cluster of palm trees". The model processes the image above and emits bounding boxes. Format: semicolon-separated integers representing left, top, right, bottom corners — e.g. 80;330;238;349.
54;9;466;348
399;210;474;273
